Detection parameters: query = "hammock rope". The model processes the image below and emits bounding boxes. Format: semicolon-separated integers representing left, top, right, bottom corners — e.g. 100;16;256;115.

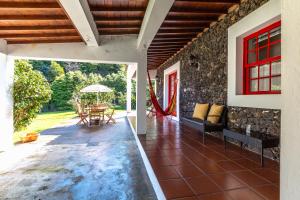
147;71;177;116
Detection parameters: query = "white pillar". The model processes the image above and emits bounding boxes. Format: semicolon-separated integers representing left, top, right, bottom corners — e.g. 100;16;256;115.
136;57;147;134
126;66;132;113
0;40;14;151
281;0;300;199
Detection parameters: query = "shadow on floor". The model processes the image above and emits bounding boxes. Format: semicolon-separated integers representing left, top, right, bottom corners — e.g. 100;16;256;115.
0;117;157;200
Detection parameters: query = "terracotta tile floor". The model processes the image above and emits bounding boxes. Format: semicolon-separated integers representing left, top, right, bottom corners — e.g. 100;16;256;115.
137;117;280;200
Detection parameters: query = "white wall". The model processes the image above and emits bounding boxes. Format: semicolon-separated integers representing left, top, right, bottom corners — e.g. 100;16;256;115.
0;40;14;151
136;55;147;134
281;0;300;199
228;0;281;109
7;36;142;64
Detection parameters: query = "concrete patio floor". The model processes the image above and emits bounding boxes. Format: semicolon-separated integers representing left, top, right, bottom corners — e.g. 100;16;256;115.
0;117;156;200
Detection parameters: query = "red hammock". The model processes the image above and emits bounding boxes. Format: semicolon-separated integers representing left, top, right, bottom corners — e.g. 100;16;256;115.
147;71;177;116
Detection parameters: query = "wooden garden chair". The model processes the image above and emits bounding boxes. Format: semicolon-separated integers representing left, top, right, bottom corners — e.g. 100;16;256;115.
76;103;89;126
147;100;157;118
105;106;116;124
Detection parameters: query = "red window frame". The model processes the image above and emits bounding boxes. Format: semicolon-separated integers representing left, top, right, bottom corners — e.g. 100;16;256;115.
243;20;281;95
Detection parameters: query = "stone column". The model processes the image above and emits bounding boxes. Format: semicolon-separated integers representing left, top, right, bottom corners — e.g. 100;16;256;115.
136;57;147;134
126;65;133;113
281;0;300;199
0;40;14;151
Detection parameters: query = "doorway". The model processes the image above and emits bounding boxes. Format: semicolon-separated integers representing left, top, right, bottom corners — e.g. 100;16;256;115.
168;71;177;116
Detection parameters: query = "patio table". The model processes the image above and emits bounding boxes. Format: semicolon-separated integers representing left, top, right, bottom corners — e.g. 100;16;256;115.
87;105;108;126
223;128;279;167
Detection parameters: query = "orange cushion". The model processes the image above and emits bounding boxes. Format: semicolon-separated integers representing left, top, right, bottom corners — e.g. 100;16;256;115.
192;103;209;120
207;104;224;124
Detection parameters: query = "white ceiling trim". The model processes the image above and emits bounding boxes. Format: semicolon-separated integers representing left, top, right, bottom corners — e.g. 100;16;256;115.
58;0;100;47
137;0;174;50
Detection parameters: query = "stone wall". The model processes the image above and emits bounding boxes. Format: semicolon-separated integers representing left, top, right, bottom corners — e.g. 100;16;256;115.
155;0;280;159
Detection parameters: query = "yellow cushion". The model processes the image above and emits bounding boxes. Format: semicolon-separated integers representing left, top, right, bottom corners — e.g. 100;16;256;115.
207;104;224;124
192;103;209;120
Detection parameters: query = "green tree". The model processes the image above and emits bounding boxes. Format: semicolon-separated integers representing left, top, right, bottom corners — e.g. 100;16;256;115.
51;71;86;111
48;61;64;83
13;60;52;131
102;69;126;106
80;63;120;77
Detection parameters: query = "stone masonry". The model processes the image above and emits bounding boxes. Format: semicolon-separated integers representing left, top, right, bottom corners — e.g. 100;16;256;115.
155;0;280;159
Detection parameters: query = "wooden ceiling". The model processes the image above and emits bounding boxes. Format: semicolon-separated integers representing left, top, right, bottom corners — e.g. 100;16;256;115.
0;0;82;44
147;0;240;69
88;0;148;35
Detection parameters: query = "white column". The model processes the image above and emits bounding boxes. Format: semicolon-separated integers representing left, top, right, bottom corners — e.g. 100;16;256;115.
0;40;14;151
281;0;300;199
126;67;132;113
136;57;147;134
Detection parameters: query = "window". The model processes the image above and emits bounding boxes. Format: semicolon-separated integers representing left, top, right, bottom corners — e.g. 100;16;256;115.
243;21;281;94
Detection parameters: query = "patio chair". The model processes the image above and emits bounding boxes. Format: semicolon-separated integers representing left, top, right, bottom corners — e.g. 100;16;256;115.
147;100;157;118
76;103;89;126
105;106;116;124
89;105;104;126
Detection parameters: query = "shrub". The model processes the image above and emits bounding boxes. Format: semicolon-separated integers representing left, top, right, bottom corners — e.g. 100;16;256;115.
13;60;52;131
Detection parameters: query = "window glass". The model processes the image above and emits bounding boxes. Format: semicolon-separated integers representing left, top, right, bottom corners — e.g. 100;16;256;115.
258;32;268;47
250;66;258;78
250;80;258;92
271;61;281;75
248;37;257;50
271;77;281;91
270;27;281;43
259;64;270;77
248;51;256;64
259;78;269;91
270;42;281;57
259;47;268;61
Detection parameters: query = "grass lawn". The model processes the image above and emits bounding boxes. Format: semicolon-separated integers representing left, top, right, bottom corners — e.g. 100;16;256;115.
13;109;126;144
13;111;77;144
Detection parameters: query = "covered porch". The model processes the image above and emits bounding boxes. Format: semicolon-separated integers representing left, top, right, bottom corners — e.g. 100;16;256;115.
0;0;300;199
129;116;279;199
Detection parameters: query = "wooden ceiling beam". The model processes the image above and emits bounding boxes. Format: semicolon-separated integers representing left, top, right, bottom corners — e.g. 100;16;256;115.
176;0;239;3
98;29;139;35
0;2;60;8
158;27;204;33
152;37;191;41
148;47;181;50
156;32;198;36
151;40;189;44
148;49;177;52
97;24;141;29
159;26;205;30
7;38;82;44
155;33;196;38
170;7;226;14
89;5;146;12
149;44;184;48
93;16;143;21
147;53;174;56
0;32;79;38
166;14;219;21
0;15;68;20
0;25;74;30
